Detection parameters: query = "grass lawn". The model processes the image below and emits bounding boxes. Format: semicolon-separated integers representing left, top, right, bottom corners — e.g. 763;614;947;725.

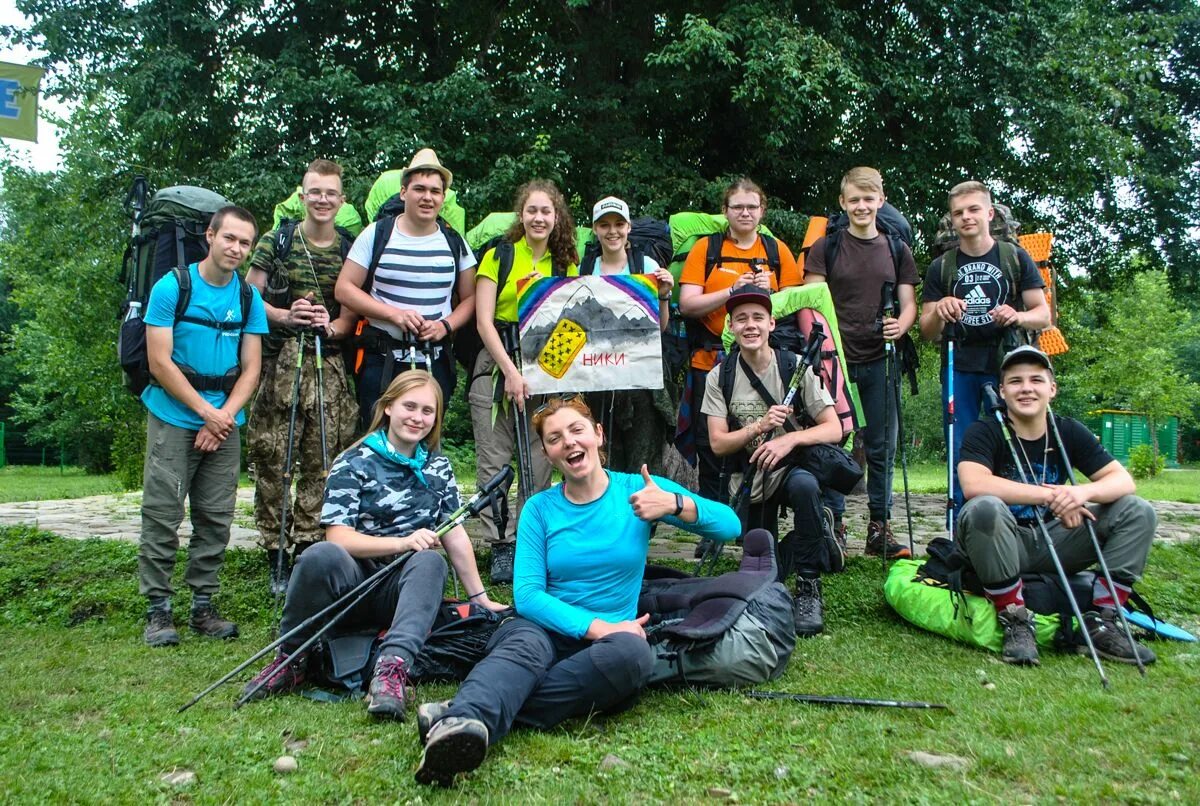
894;461;1200;503
0;466;124;504
2;525;1199;802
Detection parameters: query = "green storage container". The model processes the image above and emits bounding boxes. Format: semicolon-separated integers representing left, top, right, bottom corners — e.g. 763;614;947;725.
1089;410;1179;468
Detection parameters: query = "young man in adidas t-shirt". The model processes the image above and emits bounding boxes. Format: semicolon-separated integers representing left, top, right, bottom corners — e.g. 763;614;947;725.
336;148;476;421
919;181;1049;519
804;167;919;560
139;206;269;647
701;286;842;637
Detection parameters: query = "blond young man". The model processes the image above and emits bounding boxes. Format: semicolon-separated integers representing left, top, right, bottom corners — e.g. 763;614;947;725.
803;167;919;558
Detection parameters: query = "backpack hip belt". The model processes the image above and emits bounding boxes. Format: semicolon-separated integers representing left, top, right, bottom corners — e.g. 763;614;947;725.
152;365;241;395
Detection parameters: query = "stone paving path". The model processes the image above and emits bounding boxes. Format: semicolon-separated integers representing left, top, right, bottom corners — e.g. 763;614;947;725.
2;486;1197;563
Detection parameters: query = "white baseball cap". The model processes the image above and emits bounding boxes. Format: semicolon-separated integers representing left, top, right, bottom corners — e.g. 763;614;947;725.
592;196;631;224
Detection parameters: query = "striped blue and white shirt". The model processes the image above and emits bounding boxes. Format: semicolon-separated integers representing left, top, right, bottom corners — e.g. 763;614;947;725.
346;220;476;339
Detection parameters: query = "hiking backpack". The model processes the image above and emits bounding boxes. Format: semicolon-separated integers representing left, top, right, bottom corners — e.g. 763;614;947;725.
304;601;514;701
117;179;235;396
798;202;920;394
725;284;864;438
263;218;355;310
639;528;795;688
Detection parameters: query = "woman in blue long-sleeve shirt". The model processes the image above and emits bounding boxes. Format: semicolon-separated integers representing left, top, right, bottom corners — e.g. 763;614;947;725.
414;396;741;786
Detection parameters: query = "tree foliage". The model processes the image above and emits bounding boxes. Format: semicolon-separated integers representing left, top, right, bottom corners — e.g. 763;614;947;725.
1;0;1198;470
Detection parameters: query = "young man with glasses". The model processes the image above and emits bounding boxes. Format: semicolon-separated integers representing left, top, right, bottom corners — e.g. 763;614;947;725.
678;178;802;505
245;159;361;592
336;148;477;422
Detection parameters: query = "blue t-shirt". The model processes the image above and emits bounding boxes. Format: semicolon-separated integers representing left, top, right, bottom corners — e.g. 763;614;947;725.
141;263;268;429
513;471;741;639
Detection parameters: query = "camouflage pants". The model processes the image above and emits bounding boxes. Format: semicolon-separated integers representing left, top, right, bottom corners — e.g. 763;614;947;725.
247;338;359;550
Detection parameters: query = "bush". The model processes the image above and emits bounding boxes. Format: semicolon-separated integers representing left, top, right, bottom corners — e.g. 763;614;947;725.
1128;444;1166;479
110;414;147;491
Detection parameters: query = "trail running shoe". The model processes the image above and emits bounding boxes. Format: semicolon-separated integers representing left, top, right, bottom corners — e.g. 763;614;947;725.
489;543;515;585
189;604;239;639
367;655;412;720
144;609;179;647
793;577;825;637
242;651;308;701
1079;609;1157;665
414;717;489;787
996;604;1040;666
865;520;911;560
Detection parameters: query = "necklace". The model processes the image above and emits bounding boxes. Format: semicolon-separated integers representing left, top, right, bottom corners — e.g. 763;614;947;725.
1013;424;1051;487
296;226;329;309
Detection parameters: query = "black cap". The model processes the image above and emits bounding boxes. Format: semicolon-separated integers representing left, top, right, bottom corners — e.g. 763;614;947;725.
726;285;773;315
999;344;1054;375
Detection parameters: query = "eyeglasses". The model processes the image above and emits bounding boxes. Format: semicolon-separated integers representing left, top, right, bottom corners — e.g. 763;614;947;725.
302;190;343;201
726;204;761;213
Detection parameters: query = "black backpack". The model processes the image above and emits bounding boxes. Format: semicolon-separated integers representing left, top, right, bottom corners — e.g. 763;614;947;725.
263;218;355;309
117;179;237;396
119;266;254;396
578;216;672;275
814;201;919;393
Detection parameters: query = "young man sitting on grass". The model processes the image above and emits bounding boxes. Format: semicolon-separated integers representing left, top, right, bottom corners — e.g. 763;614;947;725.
701;285;844;637
957;346;1157;667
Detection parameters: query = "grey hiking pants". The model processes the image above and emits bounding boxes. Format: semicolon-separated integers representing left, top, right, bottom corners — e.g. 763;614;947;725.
444;616;655;745
468;349;552;544
957;494;1156;587
279;542;447;663
138;413;240;600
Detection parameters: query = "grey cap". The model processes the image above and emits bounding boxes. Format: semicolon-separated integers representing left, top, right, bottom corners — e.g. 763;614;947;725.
999;344;1053;374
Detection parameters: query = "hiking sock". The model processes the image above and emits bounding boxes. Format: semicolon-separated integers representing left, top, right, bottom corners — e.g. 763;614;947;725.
148;596;171;614
984;578;1025;611
1092;577;1131;610
191;593;213;612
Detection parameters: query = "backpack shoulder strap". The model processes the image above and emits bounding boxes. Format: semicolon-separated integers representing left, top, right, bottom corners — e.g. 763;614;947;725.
494;240;516;293
630;245;647;274
237;273;253;332
759;233;781;280
172;266;192;322
939;249;957;298
823;230;841;279
777;348;798;390
274;218;299;264
703;232;725;281
364;216;395;293
335;225;355;262
718;346;740;425
997;240;1023;310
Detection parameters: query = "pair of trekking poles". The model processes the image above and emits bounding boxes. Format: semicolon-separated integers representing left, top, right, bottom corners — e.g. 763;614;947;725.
180;467;516;712
979;383;1146;686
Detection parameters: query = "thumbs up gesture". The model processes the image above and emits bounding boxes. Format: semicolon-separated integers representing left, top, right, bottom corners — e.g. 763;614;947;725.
629;464;676;522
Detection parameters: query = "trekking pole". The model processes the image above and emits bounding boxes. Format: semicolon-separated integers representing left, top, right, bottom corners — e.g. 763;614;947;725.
502;325;534;501
1046;407;1147;677
275;330;306;607
746;690;948;710
313;330;329;472
982;385;1109;689
878;282;896;571
178;467;516;713
945;322;958;542
894;358;915;554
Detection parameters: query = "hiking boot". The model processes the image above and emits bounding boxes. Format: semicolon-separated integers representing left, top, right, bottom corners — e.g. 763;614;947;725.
417;700;452;745
1079;609;1157;666
144;609;180;647
366;655;412;720
694;537;716;559
792;577;825;637
865;520;911;560
823;507;845;574
489;542;515;586
266;549;291;597
242;650;308;701
414;716;489;787
189;604;239;639
996;604;1040;666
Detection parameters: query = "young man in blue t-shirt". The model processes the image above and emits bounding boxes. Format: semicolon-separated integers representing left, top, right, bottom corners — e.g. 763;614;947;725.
139;205;269;647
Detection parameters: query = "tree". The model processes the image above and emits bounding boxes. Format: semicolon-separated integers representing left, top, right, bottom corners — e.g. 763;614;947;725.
1064;271;1200;461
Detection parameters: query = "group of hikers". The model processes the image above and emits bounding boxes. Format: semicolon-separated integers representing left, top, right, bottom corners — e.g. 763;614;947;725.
132;150;1160;785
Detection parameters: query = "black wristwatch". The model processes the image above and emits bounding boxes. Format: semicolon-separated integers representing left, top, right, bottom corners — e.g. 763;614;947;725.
673;493;684;517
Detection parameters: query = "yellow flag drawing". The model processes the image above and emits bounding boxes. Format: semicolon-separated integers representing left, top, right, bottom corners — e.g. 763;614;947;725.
0;61;46;143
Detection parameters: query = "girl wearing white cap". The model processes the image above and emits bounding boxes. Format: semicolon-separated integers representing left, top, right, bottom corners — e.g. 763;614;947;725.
584;196;672;329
